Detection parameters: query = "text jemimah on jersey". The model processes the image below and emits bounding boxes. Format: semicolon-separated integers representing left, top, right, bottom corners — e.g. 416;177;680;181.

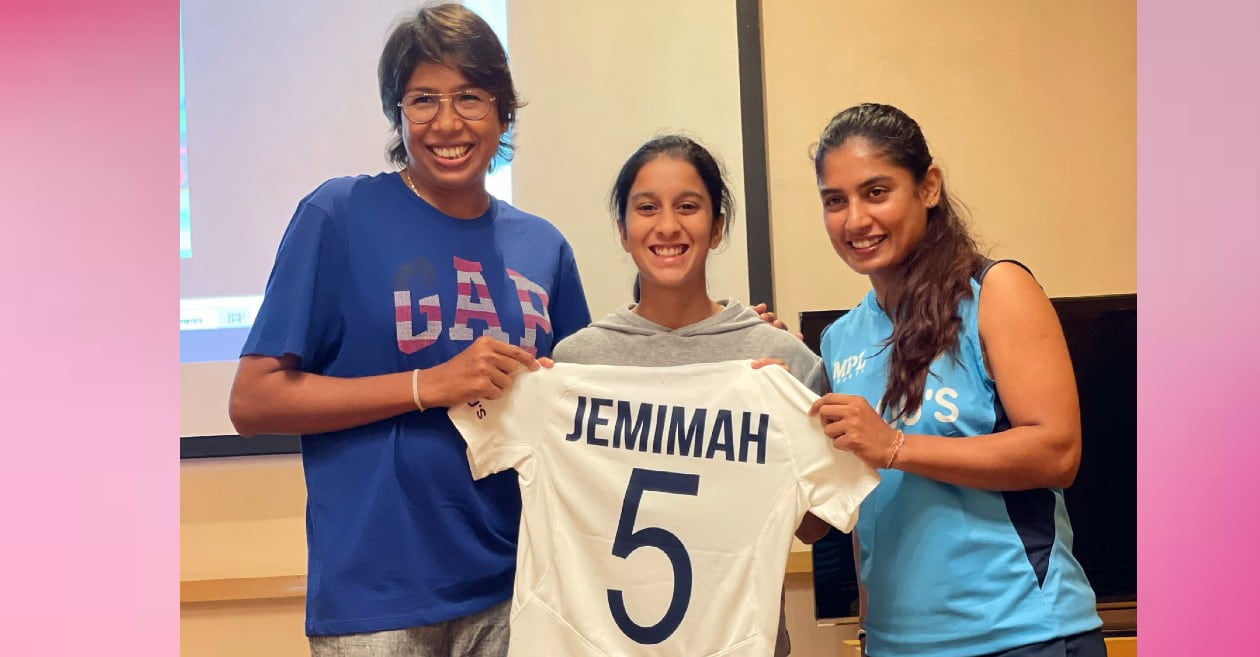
563;395;770;464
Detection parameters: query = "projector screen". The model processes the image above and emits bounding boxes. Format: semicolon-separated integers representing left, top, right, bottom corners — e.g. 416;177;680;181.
179;0;511;365
180;0;752;438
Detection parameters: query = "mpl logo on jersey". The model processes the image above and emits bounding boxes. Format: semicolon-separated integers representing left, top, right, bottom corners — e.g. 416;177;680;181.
831;350;867;384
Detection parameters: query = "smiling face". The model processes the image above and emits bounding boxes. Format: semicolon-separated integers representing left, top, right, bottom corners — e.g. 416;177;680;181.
817;137;941;284
401;61;505;215
619;156;725;298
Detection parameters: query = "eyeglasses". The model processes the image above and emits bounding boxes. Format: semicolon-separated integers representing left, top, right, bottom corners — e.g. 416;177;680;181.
397;89;496;124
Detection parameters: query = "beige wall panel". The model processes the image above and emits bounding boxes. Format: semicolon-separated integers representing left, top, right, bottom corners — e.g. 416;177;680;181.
763;0;1136;323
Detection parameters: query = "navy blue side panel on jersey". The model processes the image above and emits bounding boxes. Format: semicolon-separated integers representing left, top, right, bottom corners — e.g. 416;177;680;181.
1002;488;1057;588
992;412;1056;589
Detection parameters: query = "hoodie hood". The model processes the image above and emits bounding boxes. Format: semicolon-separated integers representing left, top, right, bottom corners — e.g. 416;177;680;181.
588;299;765;337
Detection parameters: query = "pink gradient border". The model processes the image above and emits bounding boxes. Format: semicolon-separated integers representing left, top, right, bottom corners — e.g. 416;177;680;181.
1139;0;1260;654
1;0;1255;652
0;0;178;653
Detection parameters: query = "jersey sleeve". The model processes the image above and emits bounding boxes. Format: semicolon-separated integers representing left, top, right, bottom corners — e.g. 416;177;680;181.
448;368;563;480
793;419;880;533
760;366;880;533
240;191;345;370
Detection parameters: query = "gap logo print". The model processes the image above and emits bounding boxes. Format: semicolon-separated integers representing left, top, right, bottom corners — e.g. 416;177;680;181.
393;256;553;355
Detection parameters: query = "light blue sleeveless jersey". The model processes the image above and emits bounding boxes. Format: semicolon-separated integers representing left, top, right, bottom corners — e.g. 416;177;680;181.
820;282;1100;657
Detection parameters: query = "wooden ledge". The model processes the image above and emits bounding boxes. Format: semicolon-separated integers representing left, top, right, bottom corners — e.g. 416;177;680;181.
841;635;1136;657
181;549;815;603
786;549;812;574
181;575;307;603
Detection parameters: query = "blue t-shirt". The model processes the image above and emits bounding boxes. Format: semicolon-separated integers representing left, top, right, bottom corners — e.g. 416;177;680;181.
820;282;1099;657
242;172;591;636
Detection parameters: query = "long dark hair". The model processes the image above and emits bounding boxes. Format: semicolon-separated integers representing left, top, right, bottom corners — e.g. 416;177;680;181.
813;103;984;421
610;135;735;302
377;3;522;170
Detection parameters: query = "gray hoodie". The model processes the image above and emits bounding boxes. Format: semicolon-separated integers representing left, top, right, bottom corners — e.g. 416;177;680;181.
551;298;819;657
552;299;828;395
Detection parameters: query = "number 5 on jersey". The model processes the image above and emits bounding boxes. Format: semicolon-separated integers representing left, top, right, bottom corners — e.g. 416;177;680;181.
607;467;701;645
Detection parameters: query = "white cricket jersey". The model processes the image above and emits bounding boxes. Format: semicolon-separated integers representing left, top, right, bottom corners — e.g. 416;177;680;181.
448;360;880;657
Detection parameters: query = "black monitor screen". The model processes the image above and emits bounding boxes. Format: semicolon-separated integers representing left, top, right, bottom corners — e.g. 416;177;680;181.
800;294;1137;622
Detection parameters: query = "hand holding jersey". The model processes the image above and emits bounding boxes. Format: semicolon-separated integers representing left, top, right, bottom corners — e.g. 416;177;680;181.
749;302;802;340
449;360;879;657
749;356;789;372
809;393;901;471
415;335;541;407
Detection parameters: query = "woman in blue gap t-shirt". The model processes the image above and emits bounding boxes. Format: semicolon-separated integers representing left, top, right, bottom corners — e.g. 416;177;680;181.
805;104;1104;657
227;5;590;656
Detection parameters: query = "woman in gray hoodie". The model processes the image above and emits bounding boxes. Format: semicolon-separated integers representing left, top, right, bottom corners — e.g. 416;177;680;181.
551;134;829;657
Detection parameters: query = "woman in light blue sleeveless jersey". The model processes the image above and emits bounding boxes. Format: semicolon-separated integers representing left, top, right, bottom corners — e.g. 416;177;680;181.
806;103;1104;657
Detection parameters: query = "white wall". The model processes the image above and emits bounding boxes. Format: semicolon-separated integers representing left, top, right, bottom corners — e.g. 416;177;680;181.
508;0;750;319
179;0;750;436
180;0;420;436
